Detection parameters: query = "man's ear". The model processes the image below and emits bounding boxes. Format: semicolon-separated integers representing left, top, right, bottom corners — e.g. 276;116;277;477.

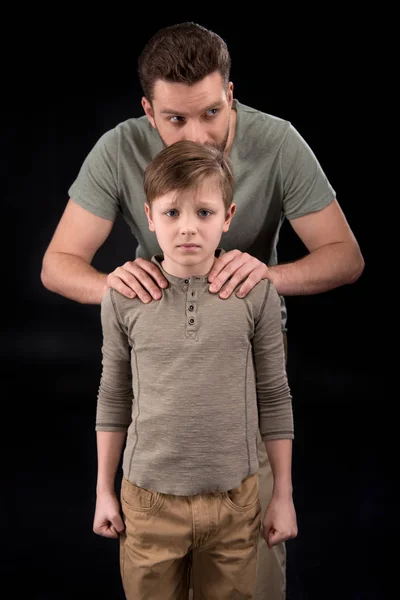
227;82;234;107
141;97;156;128
144;203;155;231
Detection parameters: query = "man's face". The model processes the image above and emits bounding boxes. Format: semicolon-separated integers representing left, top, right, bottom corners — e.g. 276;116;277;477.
144;179;236;278
142;72;233;152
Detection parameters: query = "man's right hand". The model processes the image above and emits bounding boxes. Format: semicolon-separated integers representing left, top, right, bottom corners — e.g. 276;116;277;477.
107;257;168;303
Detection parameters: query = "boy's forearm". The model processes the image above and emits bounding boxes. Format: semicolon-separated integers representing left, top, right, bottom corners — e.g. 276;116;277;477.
96;431;127;494
264;439;293;499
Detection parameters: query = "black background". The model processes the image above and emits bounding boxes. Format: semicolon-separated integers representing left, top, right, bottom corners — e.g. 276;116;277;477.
6;9;387;600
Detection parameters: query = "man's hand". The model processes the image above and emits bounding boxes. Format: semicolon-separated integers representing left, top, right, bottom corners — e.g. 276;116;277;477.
107;257;168;303
262;496;298;549
208;250;273;299
93;491;125;539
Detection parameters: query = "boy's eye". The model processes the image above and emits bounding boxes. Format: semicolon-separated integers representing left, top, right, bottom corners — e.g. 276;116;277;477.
165;210;179;217
198;210;212;217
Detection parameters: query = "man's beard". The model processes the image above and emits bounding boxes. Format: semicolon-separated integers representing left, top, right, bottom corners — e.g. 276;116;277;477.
156;122;230;154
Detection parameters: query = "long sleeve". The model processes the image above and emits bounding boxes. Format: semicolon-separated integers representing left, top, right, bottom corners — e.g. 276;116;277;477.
95;289;133;432
253;283;294;440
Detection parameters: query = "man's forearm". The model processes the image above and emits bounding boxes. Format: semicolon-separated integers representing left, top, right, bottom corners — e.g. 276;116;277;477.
264;439;293;499
41;252;108;304
270;241;364;296
96;431;127;494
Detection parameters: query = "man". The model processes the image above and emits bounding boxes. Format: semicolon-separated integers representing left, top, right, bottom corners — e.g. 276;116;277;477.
40;21;364;600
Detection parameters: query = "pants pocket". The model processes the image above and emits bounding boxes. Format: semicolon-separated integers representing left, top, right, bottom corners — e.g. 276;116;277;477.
121;478;163;513
224;473;260;511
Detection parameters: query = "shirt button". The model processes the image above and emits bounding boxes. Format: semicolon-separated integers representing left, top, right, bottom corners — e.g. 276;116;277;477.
188;318;195;325
184;279;190;284
188;305;194;311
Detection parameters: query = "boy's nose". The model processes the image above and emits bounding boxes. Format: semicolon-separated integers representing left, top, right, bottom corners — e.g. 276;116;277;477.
180;217;197;235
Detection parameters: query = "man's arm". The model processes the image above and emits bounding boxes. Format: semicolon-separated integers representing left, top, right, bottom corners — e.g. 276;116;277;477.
208;199;364;298
41;199;168;304
41;199;114;304
270;198;365;295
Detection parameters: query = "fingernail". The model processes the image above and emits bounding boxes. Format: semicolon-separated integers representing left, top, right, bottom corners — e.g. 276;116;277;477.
209;284;217;292
221;290;229;298
154;292;161;300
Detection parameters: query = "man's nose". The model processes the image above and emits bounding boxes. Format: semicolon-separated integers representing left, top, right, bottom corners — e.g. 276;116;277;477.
185;122;209;144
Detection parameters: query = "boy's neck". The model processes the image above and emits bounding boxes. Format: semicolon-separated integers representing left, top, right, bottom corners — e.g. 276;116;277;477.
161;254;217;279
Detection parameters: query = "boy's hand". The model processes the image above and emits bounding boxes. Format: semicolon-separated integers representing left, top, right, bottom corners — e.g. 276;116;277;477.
93;491;125;539
262;496;298;548
107;258;168;303
208;250;273;299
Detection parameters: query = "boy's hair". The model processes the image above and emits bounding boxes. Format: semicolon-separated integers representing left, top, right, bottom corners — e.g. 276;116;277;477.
144;141;234;211
138;22;231;102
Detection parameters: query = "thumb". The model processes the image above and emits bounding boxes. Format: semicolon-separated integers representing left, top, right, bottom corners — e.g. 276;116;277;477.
268;529;285;548
110;513;125;534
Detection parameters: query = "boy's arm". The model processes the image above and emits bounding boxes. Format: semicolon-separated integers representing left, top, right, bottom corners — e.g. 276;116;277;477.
264;439;293;501
93;290;133;538
96;431;127;494
93;432;127;539
96;289;133;435
252;282;297;547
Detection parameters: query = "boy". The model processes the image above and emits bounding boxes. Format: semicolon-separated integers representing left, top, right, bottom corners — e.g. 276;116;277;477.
93;140;297;599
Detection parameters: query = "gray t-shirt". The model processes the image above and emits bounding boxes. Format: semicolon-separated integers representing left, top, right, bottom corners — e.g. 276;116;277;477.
96;253;293;496
68;99;336;329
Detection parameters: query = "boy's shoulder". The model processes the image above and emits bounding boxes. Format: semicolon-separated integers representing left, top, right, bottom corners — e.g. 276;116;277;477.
242;277;275;303
239;278;281;319
101;287;142;321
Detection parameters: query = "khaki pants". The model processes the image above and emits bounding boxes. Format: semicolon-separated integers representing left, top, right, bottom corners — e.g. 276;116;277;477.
119;473;261;599
190;437;285;600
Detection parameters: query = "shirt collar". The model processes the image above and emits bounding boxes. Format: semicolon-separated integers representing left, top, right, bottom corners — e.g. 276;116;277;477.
150;248;225;286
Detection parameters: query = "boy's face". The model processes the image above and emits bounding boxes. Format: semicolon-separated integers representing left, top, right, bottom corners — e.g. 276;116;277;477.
145;179;236;278
142;72;233;152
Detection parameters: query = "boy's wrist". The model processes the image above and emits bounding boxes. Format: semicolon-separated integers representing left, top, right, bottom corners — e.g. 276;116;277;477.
272;482;293;501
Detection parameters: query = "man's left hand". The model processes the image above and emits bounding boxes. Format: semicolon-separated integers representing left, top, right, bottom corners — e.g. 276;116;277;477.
208;250;273;298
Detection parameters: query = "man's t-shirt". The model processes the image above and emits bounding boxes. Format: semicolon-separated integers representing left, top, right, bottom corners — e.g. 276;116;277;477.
68;99;336;329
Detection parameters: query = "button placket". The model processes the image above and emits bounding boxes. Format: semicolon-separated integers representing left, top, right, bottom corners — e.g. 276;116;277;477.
186;285;198;340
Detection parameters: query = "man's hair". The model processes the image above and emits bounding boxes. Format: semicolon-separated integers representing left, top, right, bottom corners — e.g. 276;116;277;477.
144;141;234;212
138;22;231;101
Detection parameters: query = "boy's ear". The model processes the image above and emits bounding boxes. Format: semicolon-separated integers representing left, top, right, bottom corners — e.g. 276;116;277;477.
144;203;155;231
142;97;156;128
222;203;236;233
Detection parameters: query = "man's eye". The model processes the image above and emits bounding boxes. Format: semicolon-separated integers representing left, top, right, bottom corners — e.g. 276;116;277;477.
206;109;218;117
169;116;185;124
